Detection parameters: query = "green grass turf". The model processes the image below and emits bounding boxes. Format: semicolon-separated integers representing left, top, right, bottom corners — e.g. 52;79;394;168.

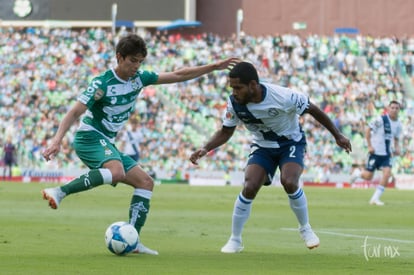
0;181;413;275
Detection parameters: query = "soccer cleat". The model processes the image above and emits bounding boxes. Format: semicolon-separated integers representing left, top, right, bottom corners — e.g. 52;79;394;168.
370;200;385;206
299;224;320;249
221;238;244;253
133;243;159;255
42;187;66;209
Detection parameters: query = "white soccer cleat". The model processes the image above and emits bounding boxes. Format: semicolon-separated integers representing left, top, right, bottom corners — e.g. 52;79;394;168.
369;200;385;206
133;243;159;255
42;187;66;209
221;238;244;253
299;224;320;249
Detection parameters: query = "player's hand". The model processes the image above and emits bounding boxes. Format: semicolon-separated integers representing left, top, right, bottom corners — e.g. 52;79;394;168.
42;139;61;161
367;145;375;154
214;57;241;71
189;148;208;165
394;148;401;156
336;134;352;153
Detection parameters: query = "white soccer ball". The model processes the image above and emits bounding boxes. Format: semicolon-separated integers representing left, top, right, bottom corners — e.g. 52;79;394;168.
105;221;139;255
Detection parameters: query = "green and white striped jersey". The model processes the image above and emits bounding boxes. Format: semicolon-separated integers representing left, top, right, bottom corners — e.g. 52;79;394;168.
77;68;158;143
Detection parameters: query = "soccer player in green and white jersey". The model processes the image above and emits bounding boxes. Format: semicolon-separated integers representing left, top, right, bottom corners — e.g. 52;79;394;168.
41;33;238;255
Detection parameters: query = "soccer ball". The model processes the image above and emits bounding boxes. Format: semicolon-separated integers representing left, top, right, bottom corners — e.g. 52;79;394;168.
104;221;139;255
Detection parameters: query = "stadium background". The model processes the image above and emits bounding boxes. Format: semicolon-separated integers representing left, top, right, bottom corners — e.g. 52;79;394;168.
1;0;413;189
1;0;414;36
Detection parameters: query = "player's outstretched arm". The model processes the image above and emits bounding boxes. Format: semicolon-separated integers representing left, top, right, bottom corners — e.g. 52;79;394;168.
156;57;240;84
306;102;352;153
189;126;236;165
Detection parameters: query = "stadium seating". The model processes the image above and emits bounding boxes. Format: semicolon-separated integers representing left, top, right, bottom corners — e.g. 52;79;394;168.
1;27;413;177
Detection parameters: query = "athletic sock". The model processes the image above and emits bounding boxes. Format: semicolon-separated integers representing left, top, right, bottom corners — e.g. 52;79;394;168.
130;188;152;234
60;168;112;195
230;192;253;241
370;185;385;202
288;188;309;227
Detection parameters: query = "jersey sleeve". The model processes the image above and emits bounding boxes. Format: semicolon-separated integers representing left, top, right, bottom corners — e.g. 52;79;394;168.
288;89;310;115
77;76;106;108
222;98;239;127
138;70;159;86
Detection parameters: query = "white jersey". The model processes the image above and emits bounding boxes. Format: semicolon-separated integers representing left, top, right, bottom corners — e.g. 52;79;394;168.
223;82;309;148
122;128;143;156
368;114;402;156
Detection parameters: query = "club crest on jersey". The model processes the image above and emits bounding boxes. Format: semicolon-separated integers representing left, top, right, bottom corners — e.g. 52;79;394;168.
131;79;139;90
268;108;279;116
94;89;104;100
225;110;234;120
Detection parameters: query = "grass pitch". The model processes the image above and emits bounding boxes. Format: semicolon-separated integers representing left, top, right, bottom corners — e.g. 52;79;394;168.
0;181;413;275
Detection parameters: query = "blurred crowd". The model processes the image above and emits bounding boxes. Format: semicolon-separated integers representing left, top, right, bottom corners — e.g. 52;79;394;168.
1;27;414;179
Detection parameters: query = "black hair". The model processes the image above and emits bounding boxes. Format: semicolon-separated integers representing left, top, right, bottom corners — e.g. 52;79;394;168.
116;34;147;59
229;61;259;85
389;100;401;107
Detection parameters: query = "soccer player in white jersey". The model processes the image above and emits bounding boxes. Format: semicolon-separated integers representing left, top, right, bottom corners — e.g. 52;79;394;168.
190;62;352;253
41;33;238;255
361;100;402;206
121;117;143;162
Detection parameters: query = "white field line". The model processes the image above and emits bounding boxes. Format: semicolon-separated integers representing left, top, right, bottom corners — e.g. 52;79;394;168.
280;228;414;244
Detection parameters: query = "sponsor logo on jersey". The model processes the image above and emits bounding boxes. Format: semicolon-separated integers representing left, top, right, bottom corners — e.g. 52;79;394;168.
109;86;117;94
104;148;113;156
291;93;305;110
247;124;259;131
94;89;104;100
268;108;279;116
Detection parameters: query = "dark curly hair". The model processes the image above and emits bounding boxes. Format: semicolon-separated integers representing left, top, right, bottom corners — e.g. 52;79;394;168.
229;61;259;85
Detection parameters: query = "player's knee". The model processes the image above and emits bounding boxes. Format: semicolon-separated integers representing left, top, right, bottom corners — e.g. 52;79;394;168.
111;170;126;183
242;184;259;199
361;170;373;180
140;175;154;189
382;168;392;177
280;176;299;193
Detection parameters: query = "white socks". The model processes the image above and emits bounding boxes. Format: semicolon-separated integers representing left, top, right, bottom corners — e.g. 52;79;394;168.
99;168;113;185
133;188;153;199
229;188;310;241
230;193;252;241
288;188;309;227
370;185;385;202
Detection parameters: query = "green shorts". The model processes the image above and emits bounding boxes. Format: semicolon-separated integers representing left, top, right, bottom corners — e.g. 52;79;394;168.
73;131;137;172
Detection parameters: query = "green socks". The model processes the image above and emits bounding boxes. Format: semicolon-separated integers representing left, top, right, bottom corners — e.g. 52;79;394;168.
60;169;112;194
129;189;152;234
59;170;151;235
